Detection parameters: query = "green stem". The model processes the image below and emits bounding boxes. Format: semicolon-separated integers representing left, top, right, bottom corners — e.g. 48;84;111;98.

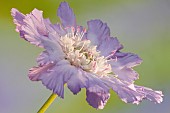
38;93;57;113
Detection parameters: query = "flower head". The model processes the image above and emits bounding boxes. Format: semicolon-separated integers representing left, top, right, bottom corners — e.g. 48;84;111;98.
11;2;163;109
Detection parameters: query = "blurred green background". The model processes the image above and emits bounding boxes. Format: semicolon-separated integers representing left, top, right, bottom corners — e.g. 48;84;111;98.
0;0;170;113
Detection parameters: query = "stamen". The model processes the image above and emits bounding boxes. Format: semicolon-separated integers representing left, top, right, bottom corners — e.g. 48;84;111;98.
59;30;113;76
105;50;116;59
79;41;86;51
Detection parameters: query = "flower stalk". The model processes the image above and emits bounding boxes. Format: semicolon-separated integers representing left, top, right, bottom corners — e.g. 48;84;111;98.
38;93;57;113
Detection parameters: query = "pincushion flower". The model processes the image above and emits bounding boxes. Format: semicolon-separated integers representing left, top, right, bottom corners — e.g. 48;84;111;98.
11;2;163;110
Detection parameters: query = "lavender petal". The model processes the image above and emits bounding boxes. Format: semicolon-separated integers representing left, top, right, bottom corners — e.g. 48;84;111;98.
86;86;110;109
103;75;163;104
110;52;142;83
29;60;75;98
11;8;25;37
11;8;51;47
135;85;163;104
86;19;110;46
57;2;76;28
67;69;88;95
98;37;123;56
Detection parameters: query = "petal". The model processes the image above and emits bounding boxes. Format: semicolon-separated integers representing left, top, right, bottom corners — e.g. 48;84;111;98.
12;8;66;65
36;51;50;66
103;76;163;104
51;24;67;36
43;18;57;33
110;52;142;83
98;37;123;56
85;73;110;109
20;9;48;47
135;85;163;104
25;8;48;36
11;8;25;37
68;70;111;109
11;8;54;48
86;20;122;57
29;60;75;98
37;34;65;65
111;52;142;68
67;69;88;95
86;86;110;109
29;63;55;81
86;19;110;46
66;69;108;95
113;67;139;83
57;2;76;28
103;76;144;104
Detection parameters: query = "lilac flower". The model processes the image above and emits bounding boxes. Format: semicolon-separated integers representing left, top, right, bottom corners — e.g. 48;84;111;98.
11;2;163;109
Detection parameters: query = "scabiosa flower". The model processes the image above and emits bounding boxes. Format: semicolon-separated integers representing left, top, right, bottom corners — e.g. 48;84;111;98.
11;2;163;109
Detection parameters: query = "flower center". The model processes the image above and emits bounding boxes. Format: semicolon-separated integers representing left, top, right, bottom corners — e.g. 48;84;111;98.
59;29;112;77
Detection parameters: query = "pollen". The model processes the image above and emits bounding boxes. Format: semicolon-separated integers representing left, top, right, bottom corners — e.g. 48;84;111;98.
59;28;112;77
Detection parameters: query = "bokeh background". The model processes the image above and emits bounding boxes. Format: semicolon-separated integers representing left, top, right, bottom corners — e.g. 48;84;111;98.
0;0;170;113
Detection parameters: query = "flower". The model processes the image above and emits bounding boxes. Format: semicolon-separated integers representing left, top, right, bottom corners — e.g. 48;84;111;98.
11;2;163;109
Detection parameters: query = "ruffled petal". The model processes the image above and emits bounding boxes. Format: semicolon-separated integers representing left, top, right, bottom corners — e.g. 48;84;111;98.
37;51;51;66
113;67;139;83
135;85;163;104
43;18;57;33
51;24;67;36
111;52;142;68
29;63;55;81
11;8;69;66
67;69;88;95
113;81;143;104
103;76;163;104
23;8;48;36
86;19;110;46
86;20;123;56
57;2;76;28
12;8;46;47
110;52;142;83
11;8;25;37
98;37;123;56
67;68;108;96
84;73;110;109
29;60;76;98
37;34;65;65
86;86;110;109
67;70;111;109
11;8;56;48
